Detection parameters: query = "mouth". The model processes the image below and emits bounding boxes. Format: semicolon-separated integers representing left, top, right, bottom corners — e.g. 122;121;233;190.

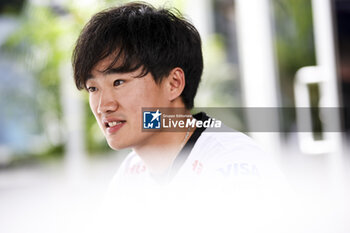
103;119;127;134
105;121;126;128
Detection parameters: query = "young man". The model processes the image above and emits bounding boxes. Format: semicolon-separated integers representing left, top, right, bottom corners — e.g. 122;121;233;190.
72;2;286;193
73;3;297;232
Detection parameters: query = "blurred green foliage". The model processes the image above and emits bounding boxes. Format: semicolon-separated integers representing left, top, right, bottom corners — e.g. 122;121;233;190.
272;0;317;132
272;0;315;103
196;34;240;107
273;0;316;104
2;1;109;157
0;0;25;14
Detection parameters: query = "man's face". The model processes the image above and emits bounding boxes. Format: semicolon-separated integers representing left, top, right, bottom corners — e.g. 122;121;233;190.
86;57;169;150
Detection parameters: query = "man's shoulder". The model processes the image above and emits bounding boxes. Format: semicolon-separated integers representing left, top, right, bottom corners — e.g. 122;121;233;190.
185;130;284;179
192;130;266;160
181;129;291;194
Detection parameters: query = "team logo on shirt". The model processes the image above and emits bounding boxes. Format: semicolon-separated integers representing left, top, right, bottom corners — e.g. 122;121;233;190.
192;160;203;175
143;110;162;129
126;163;147;175
217;163;260;177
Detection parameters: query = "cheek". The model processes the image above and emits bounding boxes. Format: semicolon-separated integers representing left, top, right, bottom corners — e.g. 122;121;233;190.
89;95;99;117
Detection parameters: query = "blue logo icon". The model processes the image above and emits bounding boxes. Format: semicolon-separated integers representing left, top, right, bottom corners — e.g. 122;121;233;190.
143;110;162;129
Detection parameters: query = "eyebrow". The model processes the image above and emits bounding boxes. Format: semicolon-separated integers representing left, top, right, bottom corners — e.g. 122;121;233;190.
86;68;121;81
103;68;122;75
86;74;94;80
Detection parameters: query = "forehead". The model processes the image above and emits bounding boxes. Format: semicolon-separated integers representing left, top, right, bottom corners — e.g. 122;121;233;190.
87;56;124;82
87;57;151;85
91;56;117;75
87;52;150;84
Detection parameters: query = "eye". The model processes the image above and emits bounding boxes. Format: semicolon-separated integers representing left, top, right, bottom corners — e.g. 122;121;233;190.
113;80;125;86
87;86;97;92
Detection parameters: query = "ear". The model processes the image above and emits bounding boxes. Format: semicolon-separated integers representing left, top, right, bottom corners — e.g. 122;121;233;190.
165;67;185;102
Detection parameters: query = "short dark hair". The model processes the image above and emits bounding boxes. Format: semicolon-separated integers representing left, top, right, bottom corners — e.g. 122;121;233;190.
72;2;203;109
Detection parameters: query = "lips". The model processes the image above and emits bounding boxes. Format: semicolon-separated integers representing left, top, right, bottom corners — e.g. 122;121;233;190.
106;121;124;127
103;118;126;134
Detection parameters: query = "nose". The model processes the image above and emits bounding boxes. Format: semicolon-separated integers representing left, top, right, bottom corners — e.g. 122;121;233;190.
97;89;118;114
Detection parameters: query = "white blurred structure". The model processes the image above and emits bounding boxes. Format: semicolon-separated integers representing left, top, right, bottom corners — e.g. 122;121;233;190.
235;1;348;232
294;0;343;155
294;0;346;209
184;0;214;42
235;0;281;157
60;62;86;181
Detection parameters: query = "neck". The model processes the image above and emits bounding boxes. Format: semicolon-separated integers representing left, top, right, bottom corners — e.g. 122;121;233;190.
133;109;193;175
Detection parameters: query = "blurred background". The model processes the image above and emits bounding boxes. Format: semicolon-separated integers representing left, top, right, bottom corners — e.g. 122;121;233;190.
0;0;349;232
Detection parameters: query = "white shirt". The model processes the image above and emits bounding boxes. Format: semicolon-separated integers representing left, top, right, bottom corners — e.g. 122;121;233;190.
108;130;288;195
99;114;296;233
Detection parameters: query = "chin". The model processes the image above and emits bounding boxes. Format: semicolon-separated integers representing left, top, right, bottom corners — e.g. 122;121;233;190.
107;140;129;150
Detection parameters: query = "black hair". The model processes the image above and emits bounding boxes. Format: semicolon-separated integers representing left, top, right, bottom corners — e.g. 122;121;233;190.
72;2;203;109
